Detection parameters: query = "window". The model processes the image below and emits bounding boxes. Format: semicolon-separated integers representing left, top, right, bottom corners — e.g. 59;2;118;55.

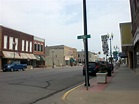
4;35;7;49
34;43;37;51
26;41;28;52
22;40;24;51
30;42;32;52
41;45;43;51
38;44;40;51
9;37;13;50
78;54;80;57
15;38;18;50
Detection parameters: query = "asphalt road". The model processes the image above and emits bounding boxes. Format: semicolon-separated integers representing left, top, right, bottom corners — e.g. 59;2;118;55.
0;66;88;104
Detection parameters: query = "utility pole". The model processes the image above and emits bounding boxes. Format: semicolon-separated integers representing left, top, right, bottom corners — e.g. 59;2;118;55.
83;0;90;90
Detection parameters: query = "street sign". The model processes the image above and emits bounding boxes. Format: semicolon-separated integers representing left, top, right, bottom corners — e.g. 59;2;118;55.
101;35;108;41
77;35;91;39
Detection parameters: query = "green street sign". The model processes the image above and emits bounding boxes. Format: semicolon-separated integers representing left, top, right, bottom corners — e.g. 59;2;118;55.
77;35;91;39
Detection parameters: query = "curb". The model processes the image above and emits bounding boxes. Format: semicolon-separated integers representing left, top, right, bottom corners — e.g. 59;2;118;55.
61;71;117;104
61;78;96;103
61;84;83;103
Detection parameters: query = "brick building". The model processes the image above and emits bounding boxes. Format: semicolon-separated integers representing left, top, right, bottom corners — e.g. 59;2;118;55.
0;26;45;69
130;0;139;69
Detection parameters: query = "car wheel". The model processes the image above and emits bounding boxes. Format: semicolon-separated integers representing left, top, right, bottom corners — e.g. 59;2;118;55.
22;67;25;71
11;68;14;72
3;69;6;72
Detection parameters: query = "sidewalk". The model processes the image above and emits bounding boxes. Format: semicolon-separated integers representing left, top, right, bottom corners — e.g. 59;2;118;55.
63;65;139;104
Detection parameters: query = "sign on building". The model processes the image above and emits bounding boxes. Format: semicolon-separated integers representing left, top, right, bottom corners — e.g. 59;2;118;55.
101;35;109;55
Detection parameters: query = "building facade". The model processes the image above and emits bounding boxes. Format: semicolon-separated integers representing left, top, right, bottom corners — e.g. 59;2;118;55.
119;22;133;68
77;51;98;64
33;36;45;67
45;45;77;67
130;0;139;69
0;26;45;69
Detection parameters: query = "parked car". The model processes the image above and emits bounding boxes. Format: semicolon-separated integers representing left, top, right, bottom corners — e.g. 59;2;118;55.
2;62;27;72
82;62;100;76
97;61;114;76
108;62;114;71
97;61;110;69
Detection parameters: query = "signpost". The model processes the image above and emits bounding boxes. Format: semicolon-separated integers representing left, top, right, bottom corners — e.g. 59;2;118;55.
77;34;91;90
76;0;90;90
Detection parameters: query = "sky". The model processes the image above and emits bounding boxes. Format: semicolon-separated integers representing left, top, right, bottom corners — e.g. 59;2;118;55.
0;0;131;56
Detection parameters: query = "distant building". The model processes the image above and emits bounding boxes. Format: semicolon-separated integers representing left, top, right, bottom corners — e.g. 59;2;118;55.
77;51;98;63
45;45;77;67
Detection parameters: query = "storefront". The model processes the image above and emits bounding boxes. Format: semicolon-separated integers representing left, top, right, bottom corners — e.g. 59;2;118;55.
35;55;45;67
2;51;37;67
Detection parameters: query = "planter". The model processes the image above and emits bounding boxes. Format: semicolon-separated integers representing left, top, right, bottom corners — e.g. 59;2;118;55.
96;72;107;83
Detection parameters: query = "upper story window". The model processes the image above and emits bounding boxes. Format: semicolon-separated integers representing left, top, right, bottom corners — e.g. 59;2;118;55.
26;41;28;52
78;54;80;57
41;44;43;51
22;40;25;51
34;42;43;52
15;38;18;50
4;35;8;49
38;44;40;51
30;41;32;52
34;43;37;51
9;37;13;50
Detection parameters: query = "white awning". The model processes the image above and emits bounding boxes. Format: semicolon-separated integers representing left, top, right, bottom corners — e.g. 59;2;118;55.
2;51;37;60
3;51;22;59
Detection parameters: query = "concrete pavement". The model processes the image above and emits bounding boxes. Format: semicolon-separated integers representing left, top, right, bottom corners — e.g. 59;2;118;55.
62;65;139;104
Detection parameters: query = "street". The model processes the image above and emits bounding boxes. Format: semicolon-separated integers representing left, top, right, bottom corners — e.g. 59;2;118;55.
0;66;91;104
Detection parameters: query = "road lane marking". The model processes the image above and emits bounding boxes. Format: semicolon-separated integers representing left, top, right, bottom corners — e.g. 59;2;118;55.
62;84;83;100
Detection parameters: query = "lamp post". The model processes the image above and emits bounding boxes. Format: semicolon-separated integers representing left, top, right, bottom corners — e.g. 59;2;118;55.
13;42;16;62
107;33;113;76
51;51;54;68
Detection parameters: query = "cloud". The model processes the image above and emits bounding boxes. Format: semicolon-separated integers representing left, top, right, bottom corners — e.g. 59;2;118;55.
0;0;131;54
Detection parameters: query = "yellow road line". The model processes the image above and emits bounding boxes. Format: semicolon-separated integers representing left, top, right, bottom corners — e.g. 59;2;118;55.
62;84;83;100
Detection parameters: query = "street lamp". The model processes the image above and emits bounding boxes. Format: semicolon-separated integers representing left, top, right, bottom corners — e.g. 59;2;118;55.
13;42;16;62
113;45;119;51
107;33;114;76
51;51;54;68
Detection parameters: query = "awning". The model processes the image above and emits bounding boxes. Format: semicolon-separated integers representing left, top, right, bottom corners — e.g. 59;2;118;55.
35;55;45;61
119;52;128;58
26;53;37;60
2;51;37;60
2;51;22;59
40;55;45;61
65;56;69;60
35;55;41;61
20;53;28;59
25;53;32;59
30;54;37;60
